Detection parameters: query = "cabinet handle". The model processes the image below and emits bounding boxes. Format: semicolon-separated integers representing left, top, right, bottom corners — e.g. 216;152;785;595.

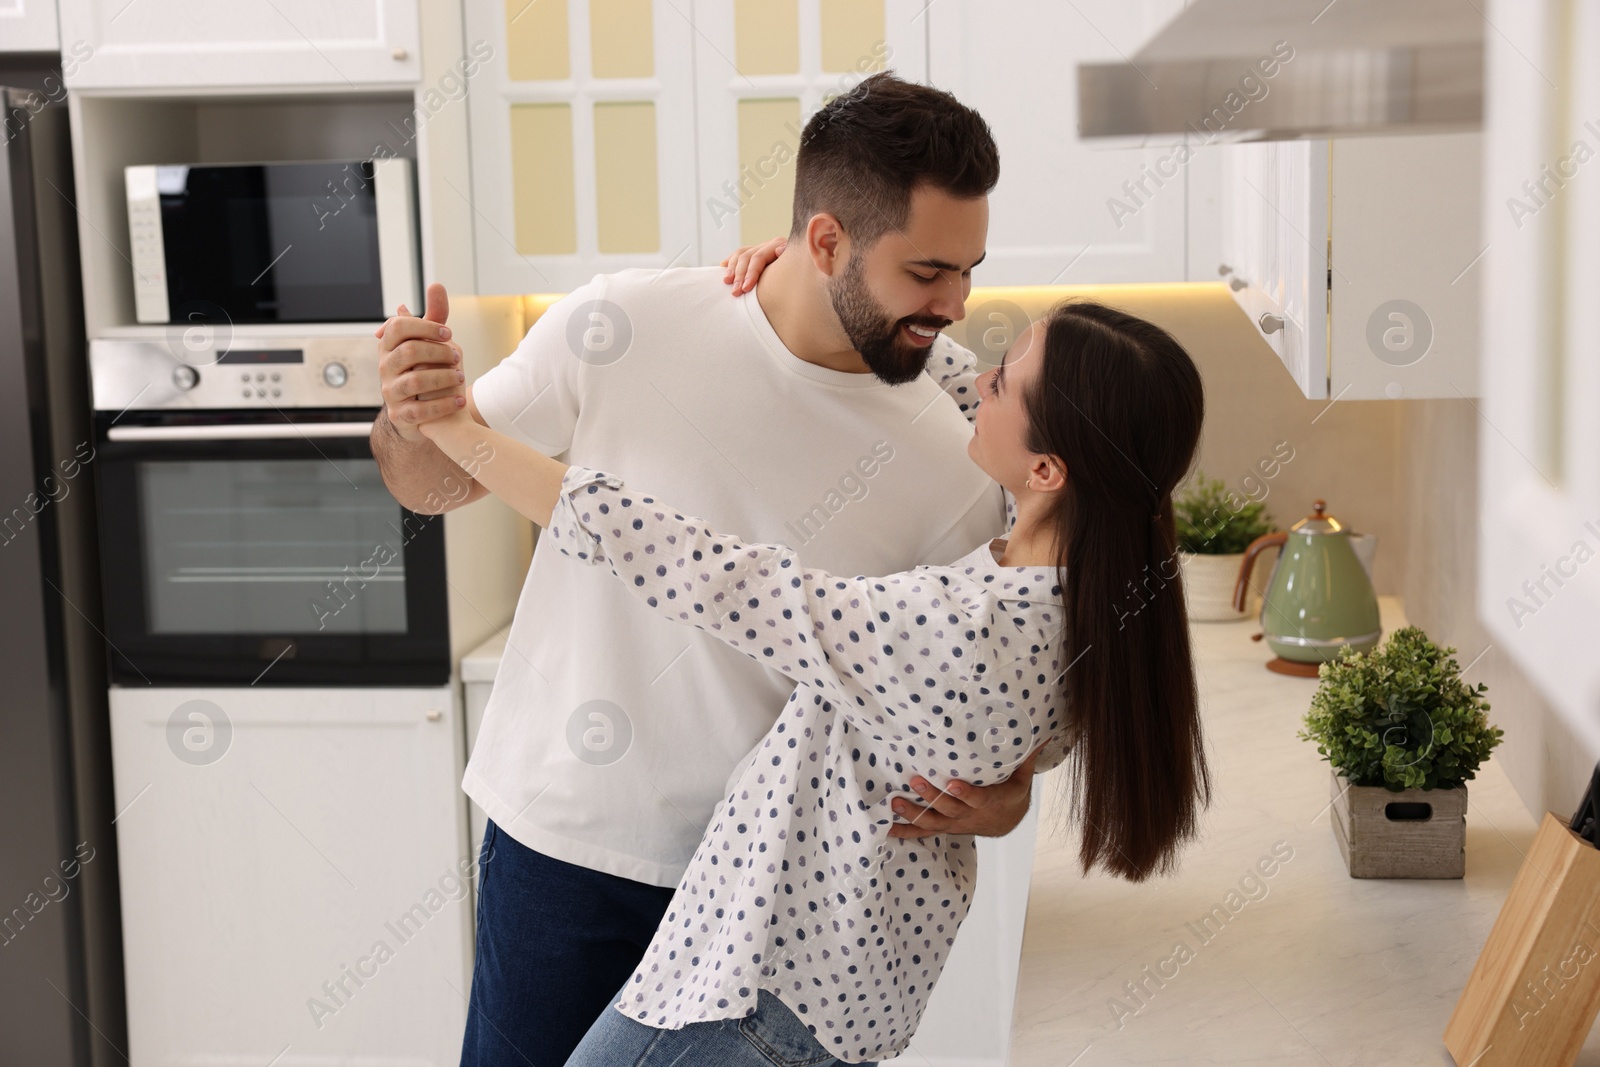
392;47;409;61
1218;263;1233;276
425;708;442;721
1259;313;1286;335
1229;276;1248;291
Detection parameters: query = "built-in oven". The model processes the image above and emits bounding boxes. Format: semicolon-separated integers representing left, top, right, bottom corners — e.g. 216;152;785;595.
90;335;449;686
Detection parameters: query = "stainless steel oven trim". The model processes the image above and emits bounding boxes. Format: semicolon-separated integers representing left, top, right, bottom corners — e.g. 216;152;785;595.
106;421;374;442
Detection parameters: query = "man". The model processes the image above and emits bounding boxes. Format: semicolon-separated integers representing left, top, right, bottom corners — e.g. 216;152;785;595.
371;72;1041;1067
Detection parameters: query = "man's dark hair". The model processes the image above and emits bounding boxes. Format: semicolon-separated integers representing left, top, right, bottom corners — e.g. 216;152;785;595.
789;71;999;248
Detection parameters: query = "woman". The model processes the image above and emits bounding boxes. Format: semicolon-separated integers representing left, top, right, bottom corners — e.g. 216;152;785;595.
419;299;1211;1065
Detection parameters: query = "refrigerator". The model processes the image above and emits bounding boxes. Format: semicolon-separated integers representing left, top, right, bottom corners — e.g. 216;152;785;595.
0;80;128;1065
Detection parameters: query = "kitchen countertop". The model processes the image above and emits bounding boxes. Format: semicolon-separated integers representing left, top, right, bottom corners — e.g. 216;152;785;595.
1008;596;1600;1066
461;631;507;685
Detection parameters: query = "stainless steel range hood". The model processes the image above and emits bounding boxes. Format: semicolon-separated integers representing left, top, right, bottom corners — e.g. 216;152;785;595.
1078;0;1483;141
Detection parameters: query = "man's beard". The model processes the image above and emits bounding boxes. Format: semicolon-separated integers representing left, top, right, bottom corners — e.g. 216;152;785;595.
827;253;951;386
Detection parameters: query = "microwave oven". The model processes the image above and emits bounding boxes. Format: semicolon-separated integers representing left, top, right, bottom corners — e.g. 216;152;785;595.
124;158;420;326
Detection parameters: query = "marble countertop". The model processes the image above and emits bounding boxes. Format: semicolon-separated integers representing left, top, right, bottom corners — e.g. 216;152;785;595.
1008;596;1600;1066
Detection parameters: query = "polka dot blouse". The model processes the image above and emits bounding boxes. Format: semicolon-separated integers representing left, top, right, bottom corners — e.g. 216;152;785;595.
548;465;1073;1063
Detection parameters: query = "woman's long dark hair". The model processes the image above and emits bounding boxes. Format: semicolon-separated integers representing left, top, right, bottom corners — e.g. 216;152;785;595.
1025;301;1211;882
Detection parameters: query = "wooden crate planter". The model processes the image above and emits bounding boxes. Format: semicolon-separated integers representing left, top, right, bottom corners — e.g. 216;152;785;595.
1330;770;1466;878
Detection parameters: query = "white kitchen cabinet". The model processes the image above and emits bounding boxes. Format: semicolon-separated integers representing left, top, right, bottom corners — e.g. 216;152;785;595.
882;788;1041;1066
1219;132;1484;400
58;0;420;88
1478;0;1600;753
463;0;919;294
0;0;60;51
110;686;472;1066
463;0;699;294
463;0;1197;294
1218;140;1329;397
926;0;1191;285
461;632;505;860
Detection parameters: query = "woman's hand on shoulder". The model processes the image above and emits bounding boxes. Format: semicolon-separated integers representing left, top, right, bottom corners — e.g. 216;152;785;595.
720;236;788;295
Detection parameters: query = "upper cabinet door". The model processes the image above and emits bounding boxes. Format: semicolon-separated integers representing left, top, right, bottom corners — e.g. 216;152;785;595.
1479;0;1600;752
926;0;1189;286
0;0;60;52
59;0;420;88
689;0;927;266
464;0;699;294
1327;133;1483;401
1219;140;1330;399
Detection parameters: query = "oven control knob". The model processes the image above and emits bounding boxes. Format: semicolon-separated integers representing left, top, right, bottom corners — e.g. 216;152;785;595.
171;364;199;391
323;362;349;388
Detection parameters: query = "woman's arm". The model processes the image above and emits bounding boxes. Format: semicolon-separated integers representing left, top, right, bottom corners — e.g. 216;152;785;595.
418;407;1058;787
417;408;569;527
546;468;1057;785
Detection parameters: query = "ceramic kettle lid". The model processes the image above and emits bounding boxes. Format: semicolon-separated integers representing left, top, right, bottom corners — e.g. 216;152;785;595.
1290;499;1345;535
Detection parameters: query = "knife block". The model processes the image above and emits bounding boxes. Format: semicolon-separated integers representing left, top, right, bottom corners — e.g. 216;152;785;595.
1444;812;1600;1066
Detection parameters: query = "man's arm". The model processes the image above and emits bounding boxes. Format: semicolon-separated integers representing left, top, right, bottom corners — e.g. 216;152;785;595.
889;741;1044;839
370;283;493;514
372;399;493;514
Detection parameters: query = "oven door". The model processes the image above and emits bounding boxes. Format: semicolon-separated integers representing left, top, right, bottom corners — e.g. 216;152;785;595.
94;410;448;686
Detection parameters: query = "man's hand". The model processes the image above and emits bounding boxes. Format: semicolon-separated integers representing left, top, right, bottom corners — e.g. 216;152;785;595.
887;742;1046;839
376;282;465;441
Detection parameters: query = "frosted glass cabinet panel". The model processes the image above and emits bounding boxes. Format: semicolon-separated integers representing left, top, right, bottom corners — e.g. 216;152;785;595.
466;0;697;293
593;100;661;253
508;102;579;255
733;96;802;246
589;0;654;77
733;0;799;75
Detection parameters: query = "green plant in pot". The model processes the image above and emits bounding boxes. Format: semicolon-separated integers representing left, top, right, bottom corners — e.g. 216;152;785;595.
1299;626;1504;878
1173;473;1276;621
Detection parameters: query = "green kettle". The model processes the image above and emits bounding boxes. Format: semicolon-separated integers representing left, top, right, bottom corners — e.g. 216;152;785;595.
1231;499;1381;677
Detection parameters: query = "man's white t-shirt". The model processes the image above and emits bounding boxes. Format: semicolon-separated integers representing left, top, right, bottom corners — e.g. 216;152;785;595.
465;265;1005;887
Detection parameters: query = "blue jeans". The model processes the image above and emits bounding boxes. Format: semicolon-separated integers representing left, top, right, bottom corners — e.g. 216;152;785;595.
566;984;875;1067
459;820;677;1067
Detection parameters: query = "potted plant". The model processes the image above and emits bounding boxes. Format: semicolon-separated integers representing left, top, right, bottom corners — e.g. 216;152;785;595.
1173;473;1276;621
1299;626;1504;878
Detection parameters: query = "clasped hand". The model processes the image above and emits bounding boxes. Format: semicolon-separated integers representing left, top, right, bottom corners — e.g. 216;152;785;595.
374;282;472;441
